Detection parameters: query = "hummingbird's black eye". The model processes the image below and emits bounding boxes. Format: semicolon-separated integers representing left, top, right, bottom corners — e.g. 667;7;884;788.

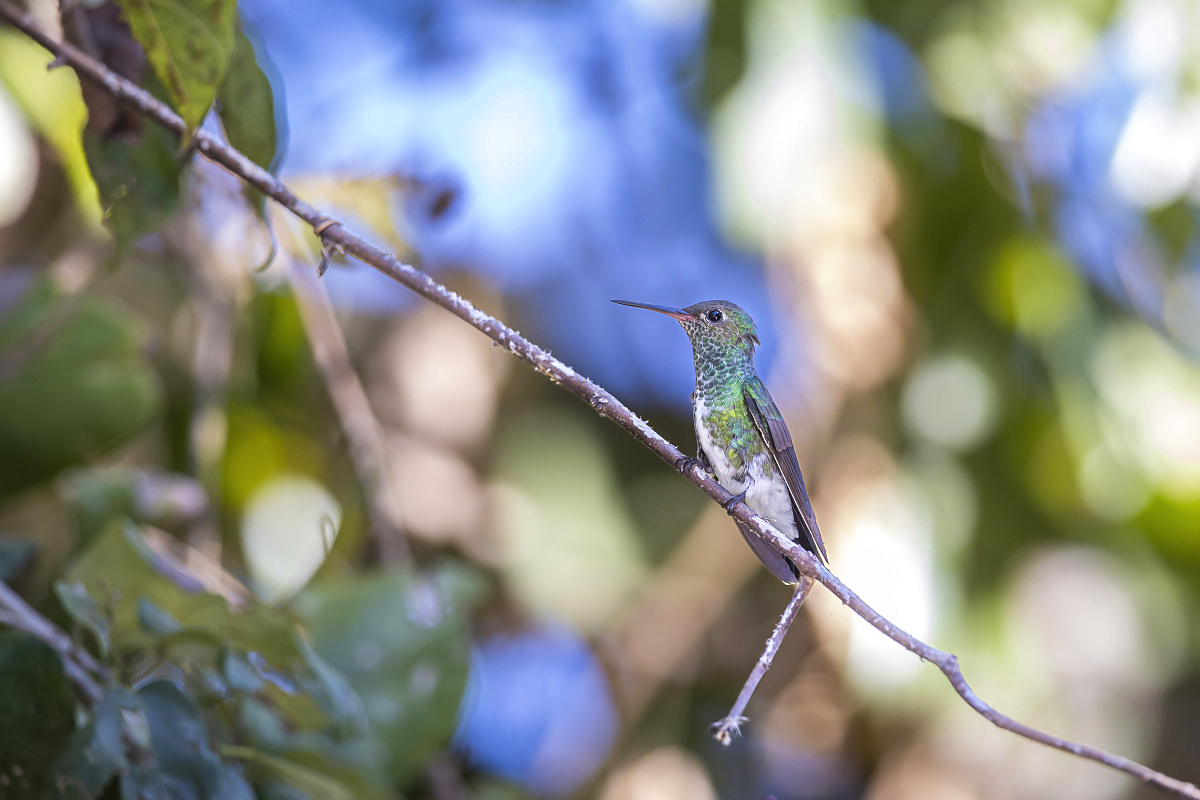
706;309;724;323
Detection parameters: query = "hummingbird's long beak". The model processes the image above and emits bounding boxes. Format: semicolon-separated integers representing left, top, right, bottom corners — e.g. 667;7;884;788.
611;300;691;321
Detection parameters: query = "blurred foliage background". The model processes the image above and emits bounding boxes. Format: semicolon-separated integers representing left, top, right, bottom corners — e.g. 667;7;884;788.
1;0;1200;798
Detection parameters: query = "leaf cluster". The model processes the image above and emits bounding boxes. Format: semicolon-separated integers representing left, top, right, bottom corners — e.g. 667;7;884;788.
1;521;480;800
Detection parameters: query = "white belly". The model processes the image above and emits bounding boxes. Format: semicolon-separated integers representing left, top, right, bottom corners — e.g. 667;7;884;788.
694;398;797;540
745;454;798;539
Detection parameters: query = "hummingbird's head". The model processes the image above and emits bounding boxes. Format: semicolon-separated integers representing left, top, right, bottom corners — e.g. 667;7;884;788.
612;299;760;359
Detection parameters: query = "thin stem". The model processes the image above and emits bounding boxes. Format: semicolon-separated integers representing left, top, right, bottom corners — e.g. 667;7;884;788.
286;259;411;564
710;576;813;744
0;580;106;704
0;5;1194;796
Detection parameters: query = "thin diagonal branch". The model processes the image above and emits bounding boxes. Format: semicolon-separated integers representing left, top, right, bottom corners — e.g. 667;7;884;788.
286;259;412;564
0;5;1194;796
0;579;107;704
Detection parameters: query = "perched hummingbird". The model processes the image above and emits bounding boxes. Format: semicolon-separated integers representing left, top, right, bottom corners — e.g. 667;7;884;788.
614;300;828;581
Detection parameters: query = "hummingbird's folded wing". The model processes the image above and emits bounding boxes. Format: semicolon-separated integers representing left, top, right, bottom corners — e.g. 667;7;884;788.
743;377;829;563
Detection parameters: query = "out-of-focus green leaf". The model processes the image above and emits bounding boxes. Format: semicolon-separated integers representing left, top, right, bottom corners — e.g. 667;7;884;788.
0;537;37;583
259;782;313;800
55;580;112;658
84;117;183;249
63;467;209;547
62;467;137;547
0;30;101;226
701;0;749;108
154;629;227;665
49;688;142;800
65;521;299;665
112;0;237;131
216;764;257;800
216;23;276;222
295;637;368;739
54;683;228;800
221;404;333;512
137;596;183;636
218;24;277;173
0;281;161;497
221;648;265;693
121;680;223;800
221;745;360;800
295;563;483;784
0;632;77;798
233;699;390;800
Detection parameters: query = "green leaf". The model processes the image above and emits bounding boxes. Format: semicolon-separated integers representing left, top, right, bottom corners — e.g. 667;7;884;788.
53;684;228;800
295;564;482;784
137;596;183;636
120;681;223;800
62;468;137;547
49;688;142;800
218;24;277;172
294;637;367;740
84;116;183;249
0;281;162;497
215;764;256;800
0;632;77;799
701;0;749;108
112;0;238;131
221;745;360;800
55;580;112;659
0;30;101;226
65;521;299;666
220;648;265;693
231;700;389;800
63;467;210;547
153;628;226;665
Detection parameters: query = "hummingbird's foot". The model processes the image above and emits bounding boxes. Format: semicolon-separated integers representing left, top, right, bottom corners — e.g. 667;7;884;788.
675;455;707;475
721;490;748;512
709;715;748;746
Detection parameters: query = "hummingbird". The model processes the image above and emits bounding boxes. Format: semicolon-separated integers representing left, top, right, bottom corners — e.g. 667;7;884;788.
613;299;827;581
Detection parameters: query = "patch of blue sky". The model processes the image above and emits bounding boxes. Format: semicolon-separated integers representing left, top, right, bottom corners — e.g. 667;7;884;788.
239;0;783;406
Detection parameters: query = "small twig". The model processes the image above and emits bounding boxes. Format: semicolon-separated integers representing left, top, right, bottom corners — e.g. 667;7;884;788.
0;579;106;704
287;259;411;564
312;217;344;278
0;5;1194;795
710;576;813;744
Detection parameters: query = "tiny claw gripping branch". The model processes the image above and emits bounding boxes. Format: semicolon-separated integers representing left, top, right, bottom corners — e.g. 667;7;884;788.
721;489;748;512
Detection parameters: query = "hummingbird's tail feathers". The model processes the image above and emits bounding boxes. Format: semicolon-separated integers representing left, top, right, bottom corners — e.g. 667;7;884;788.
734;519;805;585
794;510;828;565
